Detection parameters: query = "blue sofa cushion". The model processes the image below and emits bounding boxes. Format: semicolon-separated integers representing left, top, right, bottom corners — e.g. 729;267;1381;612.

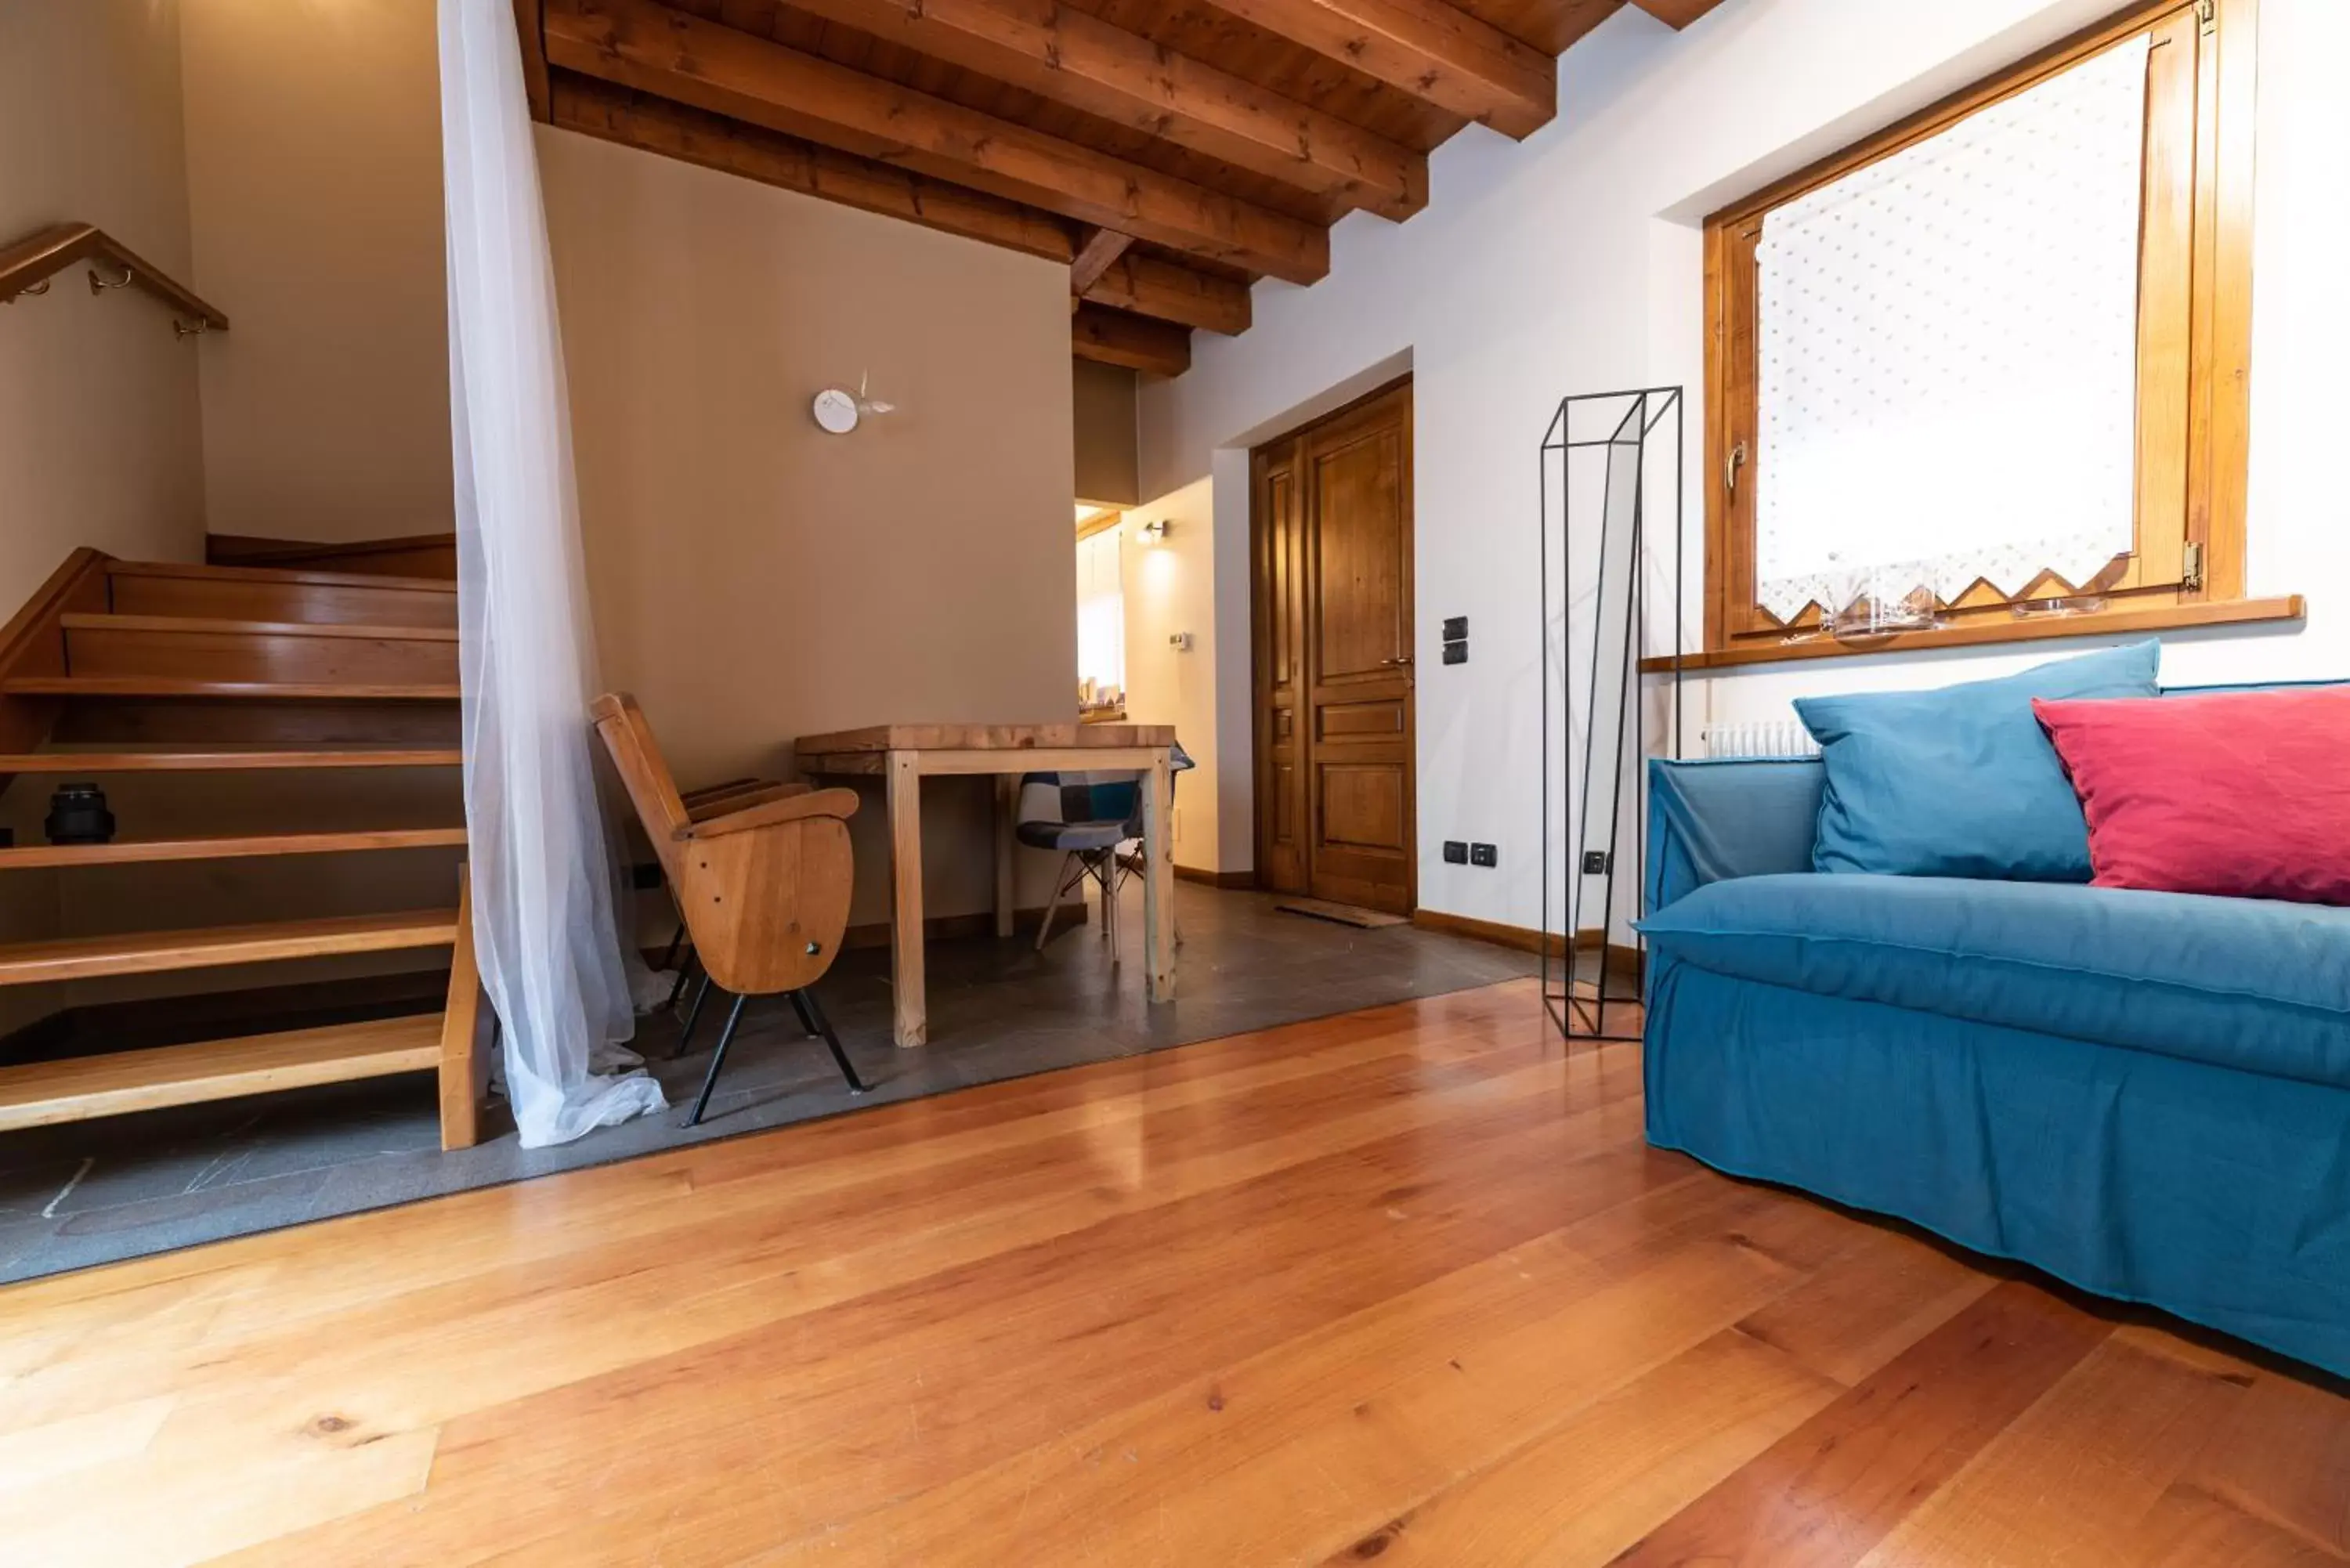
1640;873;2350;1089
1795;640;2161;882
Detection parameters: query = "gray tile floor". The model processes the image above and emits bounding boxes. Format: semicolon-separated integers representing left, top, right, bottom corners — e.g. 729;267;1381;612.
0;883;1536;1284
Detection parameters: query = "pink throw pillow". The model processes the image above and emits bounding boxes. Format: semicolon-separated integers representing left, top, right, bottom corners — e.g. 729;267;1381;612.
2032;686;2350;905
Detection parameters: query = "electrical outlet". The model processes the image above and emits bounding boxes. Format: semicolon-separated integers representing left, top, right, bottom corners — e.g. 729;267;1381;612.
1441;642;1467;665
1442;616;1468;640
1442;840;1469;865
1470;843;1498;868
1582;851;1611;875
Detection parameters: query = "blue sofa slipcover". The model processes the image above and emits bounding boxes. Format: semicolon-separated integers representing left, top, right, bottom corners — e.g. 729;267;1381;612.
1638;729;2350;1378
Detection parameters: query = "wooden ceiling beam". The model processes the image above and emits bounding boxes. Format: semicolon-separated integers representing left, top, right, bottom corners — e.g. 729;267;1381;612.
768;0;1428;220
1068;229;1136;297
544;0;1330;284
1206;0;1556;139
1083;251;1252;336
548;74;1076;263
514;0;553;121
1073;303;1192;378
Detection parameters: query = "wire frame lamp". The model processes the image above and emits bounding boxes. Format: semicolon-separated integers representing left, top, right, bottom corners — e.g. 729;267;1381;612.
1539;387;1686;1043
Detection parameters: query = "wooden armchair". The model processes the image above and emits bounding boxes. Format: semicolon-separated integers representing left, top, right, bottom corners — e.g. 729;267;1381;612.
592;693;868;1125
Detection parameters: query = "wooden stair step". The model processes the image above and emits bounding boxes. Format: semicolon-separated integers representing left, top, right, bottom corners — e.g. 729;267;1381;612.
0;909;460;987
104;560;456;594
0;827;467;870
103;559;456;630
0;1013;445;1132
0;749;462;771
60;613;459;641
58;612;458;686
1;676;460;700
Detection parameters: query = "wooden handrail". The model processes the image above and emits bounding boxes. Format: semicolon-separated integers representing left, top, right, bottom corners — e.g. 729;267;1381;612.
0;222;229;333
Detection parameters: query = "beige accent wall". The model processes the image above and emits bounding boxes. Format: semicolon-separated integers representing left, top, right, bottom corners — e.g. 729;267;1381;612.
1073;359;1139;507
540;128;1080;926
0;0;207;609
178;0;453;544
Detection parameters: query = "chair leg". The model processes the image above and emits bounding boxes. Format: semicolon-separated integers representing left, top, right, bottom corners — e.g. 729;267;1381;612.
659;918;687;976
686;992;749;1126
665;948;699;1012
1035;851;1079;952
677;972;714;1060
797;987;868;1094
788;989;819;1037
1097;852;1120;963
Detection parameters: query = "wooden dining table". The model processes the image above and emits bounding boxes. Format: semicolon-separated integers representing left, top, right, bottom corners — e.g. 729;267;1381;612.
794;722;1180;1046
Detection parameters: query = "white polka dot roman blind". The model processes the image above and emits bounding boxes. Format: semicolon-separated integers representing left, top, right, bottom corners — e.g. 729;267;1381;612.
1752;34;2152;623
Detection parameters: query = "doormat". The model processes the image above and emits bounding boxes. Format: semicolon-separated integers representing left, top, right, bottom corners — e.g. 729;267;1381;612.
1274;898;1409;930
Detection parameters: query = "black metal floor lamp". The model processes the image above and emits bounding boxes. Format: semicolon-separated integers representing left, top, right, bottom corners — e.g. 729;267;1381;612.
1540;387;1686;1044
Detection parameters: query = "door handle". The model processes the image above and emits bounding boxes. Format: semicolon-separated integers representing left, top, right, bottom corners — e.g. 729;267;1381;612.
1381;656;1413;667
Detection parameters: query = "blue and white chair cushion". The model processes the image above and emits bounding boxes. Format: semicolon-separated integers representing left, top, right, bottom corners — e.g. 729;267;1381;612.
1016;771;1141;852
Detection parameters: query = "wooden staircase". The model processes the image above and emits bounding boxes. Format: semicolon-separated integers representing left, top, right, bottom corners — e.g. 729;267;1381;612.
0;547;486;1148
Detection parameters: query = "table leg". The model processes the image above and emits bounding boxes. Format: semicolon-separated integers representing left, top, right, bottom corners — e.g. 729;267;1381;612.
886;750;927;1046
993;774;1016;940
1143;751;1175;1003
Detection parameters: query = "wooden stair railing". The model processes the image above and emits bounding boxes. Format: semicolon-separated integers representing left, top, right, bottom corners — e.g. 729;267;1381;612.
0;222;229;335
0;547;488;1149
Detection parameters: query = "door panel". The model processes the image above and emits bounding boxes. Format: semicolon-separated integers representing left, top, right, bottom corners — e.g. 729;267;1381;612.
1253;447;1309;895
1252;381;1415;915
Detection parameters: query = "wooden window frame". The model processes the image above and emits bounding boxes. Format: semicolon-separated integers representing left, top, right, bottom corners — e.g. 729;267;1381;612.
1690;0;2298;672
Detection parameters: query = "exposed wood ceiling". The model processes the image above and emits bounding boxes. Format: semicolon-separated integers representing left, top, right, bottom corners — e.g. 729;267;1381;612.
516;0;1726;378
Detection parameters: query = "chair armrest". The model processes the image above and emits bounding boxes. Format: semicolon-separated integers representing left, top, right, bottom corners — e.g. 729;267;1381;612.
678;786;861;840
685;780;808;822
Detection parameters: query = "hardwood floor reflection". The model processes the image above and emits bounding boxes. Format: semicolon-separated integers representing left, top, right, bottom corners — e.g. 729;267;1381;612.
0;978;2341;1566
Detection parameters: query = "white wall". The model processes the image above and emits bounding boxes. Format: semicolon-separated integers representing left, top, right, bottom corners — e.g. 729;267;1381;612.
1116;483;1224;872
0;0;207;605
1135;0;2350;933
179;0;453;544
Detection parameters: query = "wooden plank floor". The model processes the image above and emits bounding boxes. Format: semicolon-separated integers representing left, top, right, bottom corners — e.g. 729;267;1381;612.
1;978;2344;1567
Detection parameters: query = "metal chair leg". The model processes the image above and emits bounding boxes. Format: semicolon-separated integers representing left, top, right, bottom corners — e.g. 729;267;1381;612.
1035;851;1079;952
663;943;696;1011
659;918;687;976
676;972;714;1060
797;987;868;1094
686;992;749;1125
788;989;819;1036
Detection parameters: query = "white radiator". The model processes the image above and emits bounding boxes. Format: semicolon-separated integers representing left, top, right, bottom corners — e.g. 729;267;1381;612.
1699;721;1819;759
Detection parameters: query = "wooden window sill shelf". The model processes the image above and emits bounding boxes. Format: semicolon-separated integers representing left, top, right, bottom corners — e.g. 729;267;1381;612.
1640;595;2305;674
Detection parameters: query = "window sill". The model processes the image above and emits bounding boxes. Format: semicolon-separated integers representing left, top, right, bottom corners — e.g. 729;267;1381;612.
1640;595;2306;674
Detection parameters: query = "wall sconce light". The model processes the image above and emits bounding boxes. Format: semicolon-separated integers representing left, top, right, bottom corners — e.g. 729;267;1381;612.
1139;518;1171;543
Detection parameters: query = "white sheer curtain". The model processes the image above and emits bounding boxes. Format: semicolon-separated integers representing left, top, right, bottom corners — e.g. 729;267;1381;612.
439;0;667;1146
1754;34;2152;621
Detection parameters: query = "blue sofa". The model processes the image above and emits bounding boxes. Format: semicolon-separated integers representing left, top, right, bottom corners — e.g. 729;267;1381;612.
1638;732;2350;1378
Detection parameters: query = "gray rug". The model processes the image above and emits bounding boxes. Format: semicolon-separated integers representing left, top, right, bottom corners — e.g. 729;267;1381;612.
0;883;1536;1283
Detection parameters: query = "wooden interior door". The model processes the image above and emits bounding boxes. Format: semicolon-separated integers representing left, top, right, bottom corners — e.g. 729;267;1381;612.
1252;380;1415;914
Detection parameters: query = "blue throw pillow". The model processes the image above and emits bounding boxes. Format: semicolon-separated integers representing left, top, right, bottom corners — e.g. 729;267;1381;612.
1794;641;2161;881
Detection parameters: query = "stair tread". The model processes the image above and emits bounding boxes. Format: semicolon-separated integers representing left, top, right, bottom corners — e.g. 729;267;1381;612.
0;827;468;870
1;676;461;699
0;749;462;771
60;613;459;641
0;1013;445;1132
106;559;457;594
0;909;461;987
